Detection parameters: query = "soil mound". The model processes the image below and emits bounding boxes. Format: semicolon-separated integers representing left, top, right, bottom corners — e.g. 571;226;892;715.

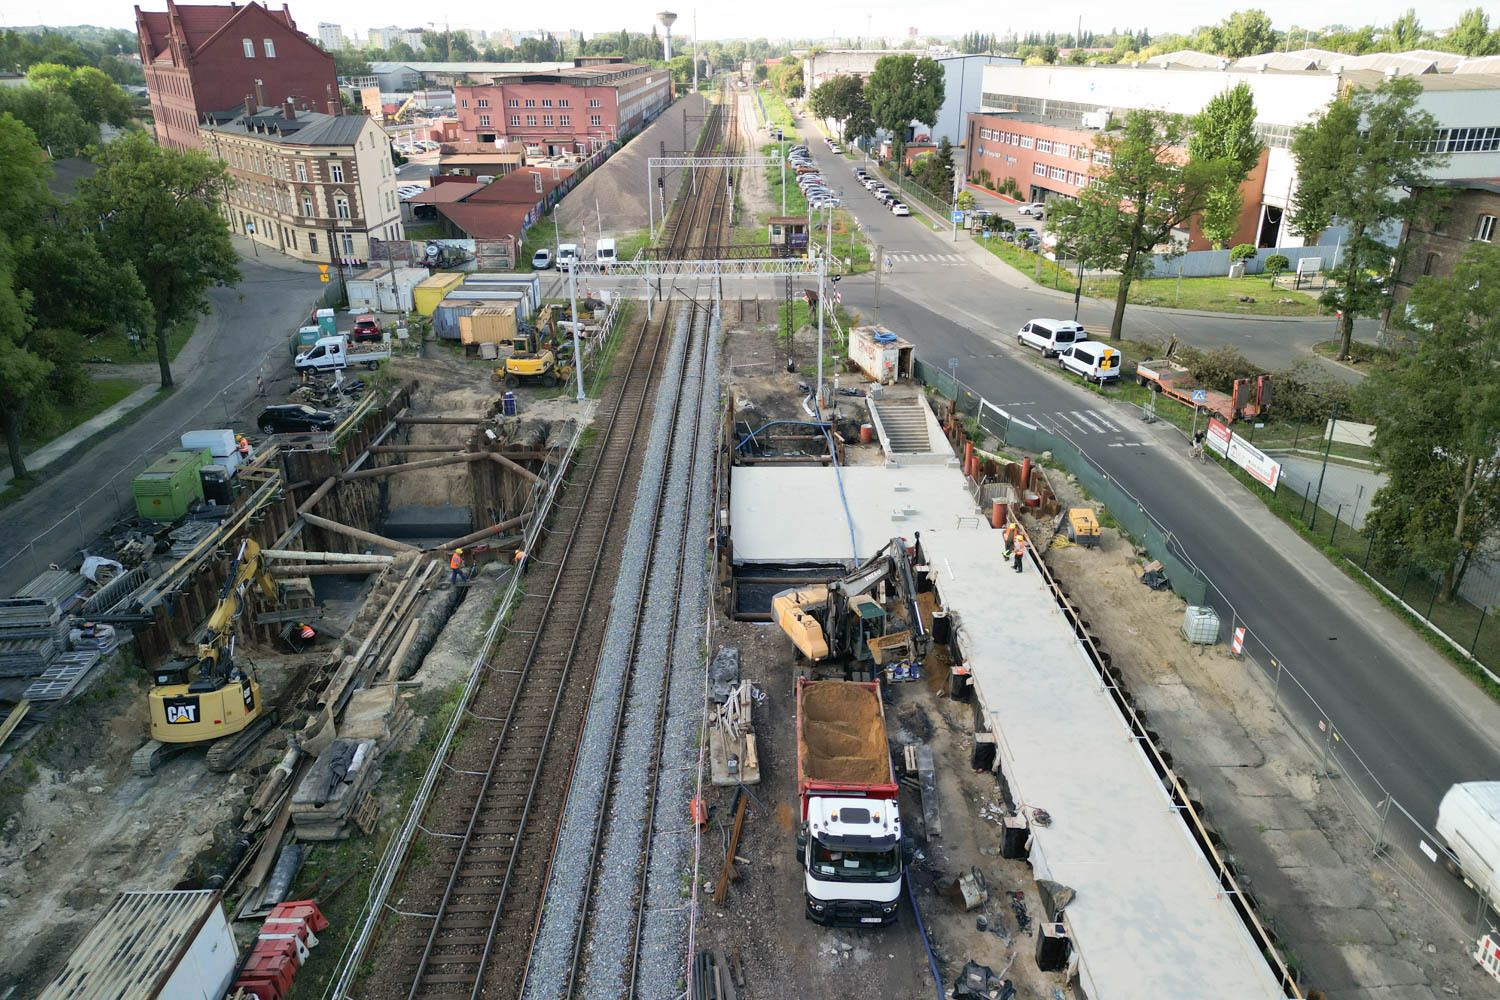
799;681;888;785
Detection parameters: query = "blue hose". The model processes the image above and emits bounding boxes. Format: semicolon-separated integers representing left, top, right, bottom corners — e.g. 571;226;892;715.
734;419;832;452
906;867;946;1000
816;417;860;564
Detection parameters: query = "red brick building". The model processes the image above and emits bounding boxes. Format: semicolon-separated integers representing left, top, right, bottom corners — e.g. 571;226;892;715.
963;111;1269;250
136;0;337;151
453;59;671;156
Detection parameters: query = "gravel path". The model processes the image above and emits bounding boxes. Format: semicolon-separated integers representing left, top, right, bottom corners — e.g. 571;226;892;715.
521;303;700;1000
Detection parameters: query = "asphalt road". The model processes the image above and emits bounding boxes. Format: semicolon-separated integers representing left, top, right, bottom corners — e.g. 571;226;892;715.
784;129;1500;828
0;248;325;594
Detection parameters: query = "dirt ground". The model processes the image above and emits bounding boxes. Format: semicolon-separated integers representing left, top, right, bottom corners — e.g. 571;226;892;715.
1034;471;1482;999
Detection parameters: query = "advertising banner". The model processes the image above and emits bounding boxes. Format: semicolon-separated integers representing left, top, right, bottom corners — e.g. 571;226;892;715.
1206;418;1282;490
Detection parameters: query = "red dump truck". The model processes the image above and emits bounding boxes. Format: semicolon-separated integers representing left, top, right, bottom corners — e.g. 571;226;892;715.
1135;356;1271;424
796;677;904;925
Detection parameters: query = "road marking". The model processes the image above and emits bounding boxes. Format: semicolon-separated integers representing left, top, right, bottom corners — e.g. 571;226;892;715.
1055;411;1089;433
1088;409;1123;432
1070;410;1106;433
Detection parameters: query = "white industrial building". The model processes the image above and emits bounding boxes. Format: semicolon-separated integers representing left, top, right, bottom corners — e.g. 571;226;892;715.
977;50;1500;248
800;49;1020;146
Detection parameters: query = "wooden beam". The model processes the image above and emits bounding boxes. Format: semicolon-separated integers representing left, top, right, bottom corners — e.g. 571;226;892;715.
486;450;542;483
261;549;396;564
393;416;488;425
370;445;549;459
296;476;339;516
271;563;392;576
431;510;531;553
301;512;420;553
339;453;481;481
0;700;31;748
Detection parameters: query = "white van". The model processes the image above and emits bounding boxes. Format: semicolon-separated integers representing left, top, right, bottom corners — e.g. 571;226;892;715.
1057;342;1121;384
557;243;578;272
595;237;616;270
1017;318;1087;357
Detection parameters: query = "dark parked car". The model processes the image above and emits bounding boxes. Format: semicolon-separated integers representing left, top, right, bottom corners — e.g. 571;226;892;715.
257;404;337;435
351;315;382;342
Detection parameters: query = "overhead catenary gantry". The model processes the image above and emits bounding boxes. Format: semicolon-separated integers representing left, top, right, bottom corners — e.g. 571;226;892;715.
647;155;783;241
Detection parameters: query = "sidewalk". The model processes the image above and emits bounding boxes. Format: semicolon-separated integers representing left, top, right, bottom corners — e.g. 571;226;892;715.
0;381;161;489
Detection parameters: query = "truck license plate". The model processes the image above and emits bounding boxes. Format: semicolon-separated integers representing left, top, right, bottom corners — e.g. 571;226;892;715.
860;917;882;924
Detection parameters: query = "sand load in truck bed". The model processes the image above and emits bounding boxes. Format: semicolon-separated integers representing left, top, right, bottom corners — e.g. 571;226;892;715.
799;680;889;785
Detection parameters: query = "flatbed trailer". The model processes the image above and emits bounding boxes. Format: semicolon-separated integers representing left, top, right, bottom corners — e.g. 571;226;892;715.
1135;357;1270;424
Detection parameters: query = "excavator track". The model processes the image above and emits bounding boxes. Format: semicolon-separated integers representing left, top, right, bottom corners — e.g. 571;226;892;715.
204;710;279;772
131;739;190;776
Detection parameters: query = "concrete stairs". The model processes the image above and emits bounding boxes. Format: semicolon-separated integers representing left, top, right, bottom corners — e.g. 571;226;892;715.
871;400;932;453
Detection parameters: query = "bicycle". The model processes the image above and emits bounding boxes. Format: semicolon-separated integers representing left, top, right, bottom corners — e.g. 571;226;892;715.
1189;443;1206;462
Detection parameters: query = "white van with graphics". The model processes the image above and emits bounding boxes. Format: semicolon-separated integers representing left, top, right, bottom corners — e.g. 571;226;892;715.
1017;318;1087;358
1058;342;1121;384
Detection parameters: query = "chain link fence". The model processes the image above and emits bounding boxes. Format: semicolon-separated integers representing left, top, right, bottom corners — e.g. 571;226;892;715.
914;357;1500;944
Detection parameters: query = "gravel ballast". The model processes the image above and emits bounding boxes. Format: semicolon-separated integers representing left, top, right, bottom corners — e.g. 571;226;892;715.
522;304;703;1000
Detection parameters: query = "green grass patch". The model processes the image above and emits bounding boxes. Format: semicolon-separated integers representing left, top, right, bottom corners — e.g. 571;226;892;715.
402;221;444;241
972;235;1082;292
1085;275;1323;316
22;378;140;450
1311;339;1404;368
760;91;796;132
86;319;196;364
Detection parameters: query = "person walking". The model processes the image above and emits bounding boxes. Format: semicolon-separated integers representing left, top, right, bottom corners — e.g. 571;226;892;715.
449;548;468;585
1012;531;1026;573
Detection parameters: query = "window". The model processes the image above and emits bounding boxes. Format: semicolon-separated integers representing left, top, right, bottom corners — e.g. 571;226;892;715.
342;233;355;255
558;99;569;107
1049;166;1066;181
1034;162;1047;176
302;195;314;216
511;115;521;126
1036;138;1052;153
461;99;468;108
589;98;601;108
1424;252;1440;275
263;38;275;57
296;161;307;182
477;98;489;108
508;99;519;107
526;114;537;126
590;114;601;126
1476;214;1496;242
479;115;491;126
1019;135;1034;149
308;232;318;254
541;98;552;107
288;231;296;249
559;114;570;126
330;162;344;183
335;196;350;219
1093;150;1111;165
524;98;535;108
542;115;553;126
242;38;254;57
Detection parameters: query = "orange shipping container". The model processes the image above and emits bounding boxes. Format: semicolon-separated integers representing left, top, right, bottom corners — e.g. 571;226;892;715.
460;304;519;345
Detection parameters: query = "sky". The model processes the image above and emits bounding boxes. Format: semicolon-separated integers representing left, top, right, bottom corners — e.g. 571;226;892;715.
0;0;1484;42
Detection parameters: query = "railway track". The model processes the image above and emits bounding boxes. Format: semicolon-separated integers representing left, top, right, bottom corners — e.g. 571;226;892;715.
361;87;739;1000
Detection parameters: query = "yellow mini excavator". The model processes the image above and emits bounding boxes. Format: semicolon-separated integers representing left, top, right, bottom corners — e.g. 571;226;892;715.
499;305;574;388
772;536;929;680
131;538;282;776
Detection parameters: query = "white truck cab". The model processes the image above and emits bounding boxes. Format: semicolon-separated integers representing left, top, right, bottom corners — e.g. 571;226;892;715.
595;238;616;269
557;243;579;272
294;335;390;372
801;795;903;925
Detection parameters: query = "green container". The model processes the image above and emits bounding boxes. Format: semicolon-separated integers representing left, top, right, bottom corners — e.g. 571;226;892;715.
133;448;211;521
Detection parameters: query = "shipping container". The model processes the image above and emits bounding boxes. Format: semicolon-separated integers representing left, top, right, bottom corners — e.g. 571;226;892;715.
412;271;466;315
348;266;428;313
460;304;520;345
463;272;542;311
848;326;915;385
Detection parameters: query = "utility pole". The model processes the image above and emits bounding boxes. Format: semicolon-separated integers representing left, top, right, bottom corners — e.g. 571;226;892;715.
873;242;882;322
692;10;699;92
568;261;583;402
816;254;825;414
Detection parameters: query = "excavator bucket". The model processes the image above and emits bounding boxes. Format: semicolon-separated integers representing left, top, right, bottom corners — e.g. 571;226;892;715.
773;585;830;660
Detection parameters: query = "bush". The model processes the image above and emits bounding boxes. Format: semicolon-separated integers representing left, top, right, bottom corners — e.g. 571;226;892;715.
1272;360;1354;423
997;176;1020;198
1229;243;1258;263
1264;253;1290;276
1180;344;1259;394
973;168;992;189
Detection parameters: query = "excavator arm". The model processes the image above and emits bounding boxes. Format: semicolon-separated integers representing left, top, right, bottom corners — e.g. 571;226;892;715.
194;539;280;681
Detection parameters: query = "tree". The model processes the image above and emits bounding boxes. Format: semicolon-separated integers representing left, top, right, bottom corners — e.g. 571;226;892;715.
0;86;95;157
956;190;975;212
754;63;768;82
1204;9;1279;58
1264;253;1290;284
332;49;373;80
809;75;865;142
1385;8;1423;50
0;114;53;478
27;63;132;127
1049;109;1226;339
1355;242;1500;601
77;133;240;390
865;54;944;167
1290;76;1446;359
1443;8;1500;55
1188;82;1260;249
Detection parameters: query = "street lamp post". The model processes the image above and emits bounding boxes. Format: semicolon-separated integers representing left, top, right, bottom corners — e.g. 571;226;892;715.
1310;399;1340;531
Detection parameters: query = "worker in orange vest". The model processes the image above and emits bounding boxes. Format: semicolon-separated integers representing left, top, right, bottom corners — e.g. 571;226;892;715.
237;435;251;458
1002;522;1016;559
449;548;467;584
1012;531;1026;573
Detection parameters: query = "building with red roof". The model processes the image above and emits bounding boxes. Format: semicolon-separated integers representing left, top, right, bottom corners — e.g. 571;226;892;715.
135;0;337;151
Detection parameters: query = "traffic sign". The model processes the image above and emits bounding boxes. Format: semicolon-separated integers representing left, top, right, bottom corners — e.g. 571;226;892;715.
950;210;964;222
318;264;330;284
1191;389;1207;403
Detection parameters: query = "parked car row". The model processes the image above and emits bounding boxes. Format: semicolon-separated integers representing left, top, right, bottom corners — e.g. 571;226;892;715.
395;139;439;155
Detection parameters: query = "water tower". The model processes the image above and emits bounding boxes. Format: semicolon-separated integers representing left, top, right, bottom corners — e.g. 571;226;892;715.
657;10;677;61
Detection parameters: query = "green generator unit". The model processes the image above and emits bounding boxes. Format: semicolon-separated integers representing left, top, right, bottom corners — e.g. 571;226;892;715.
133;447;212;521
